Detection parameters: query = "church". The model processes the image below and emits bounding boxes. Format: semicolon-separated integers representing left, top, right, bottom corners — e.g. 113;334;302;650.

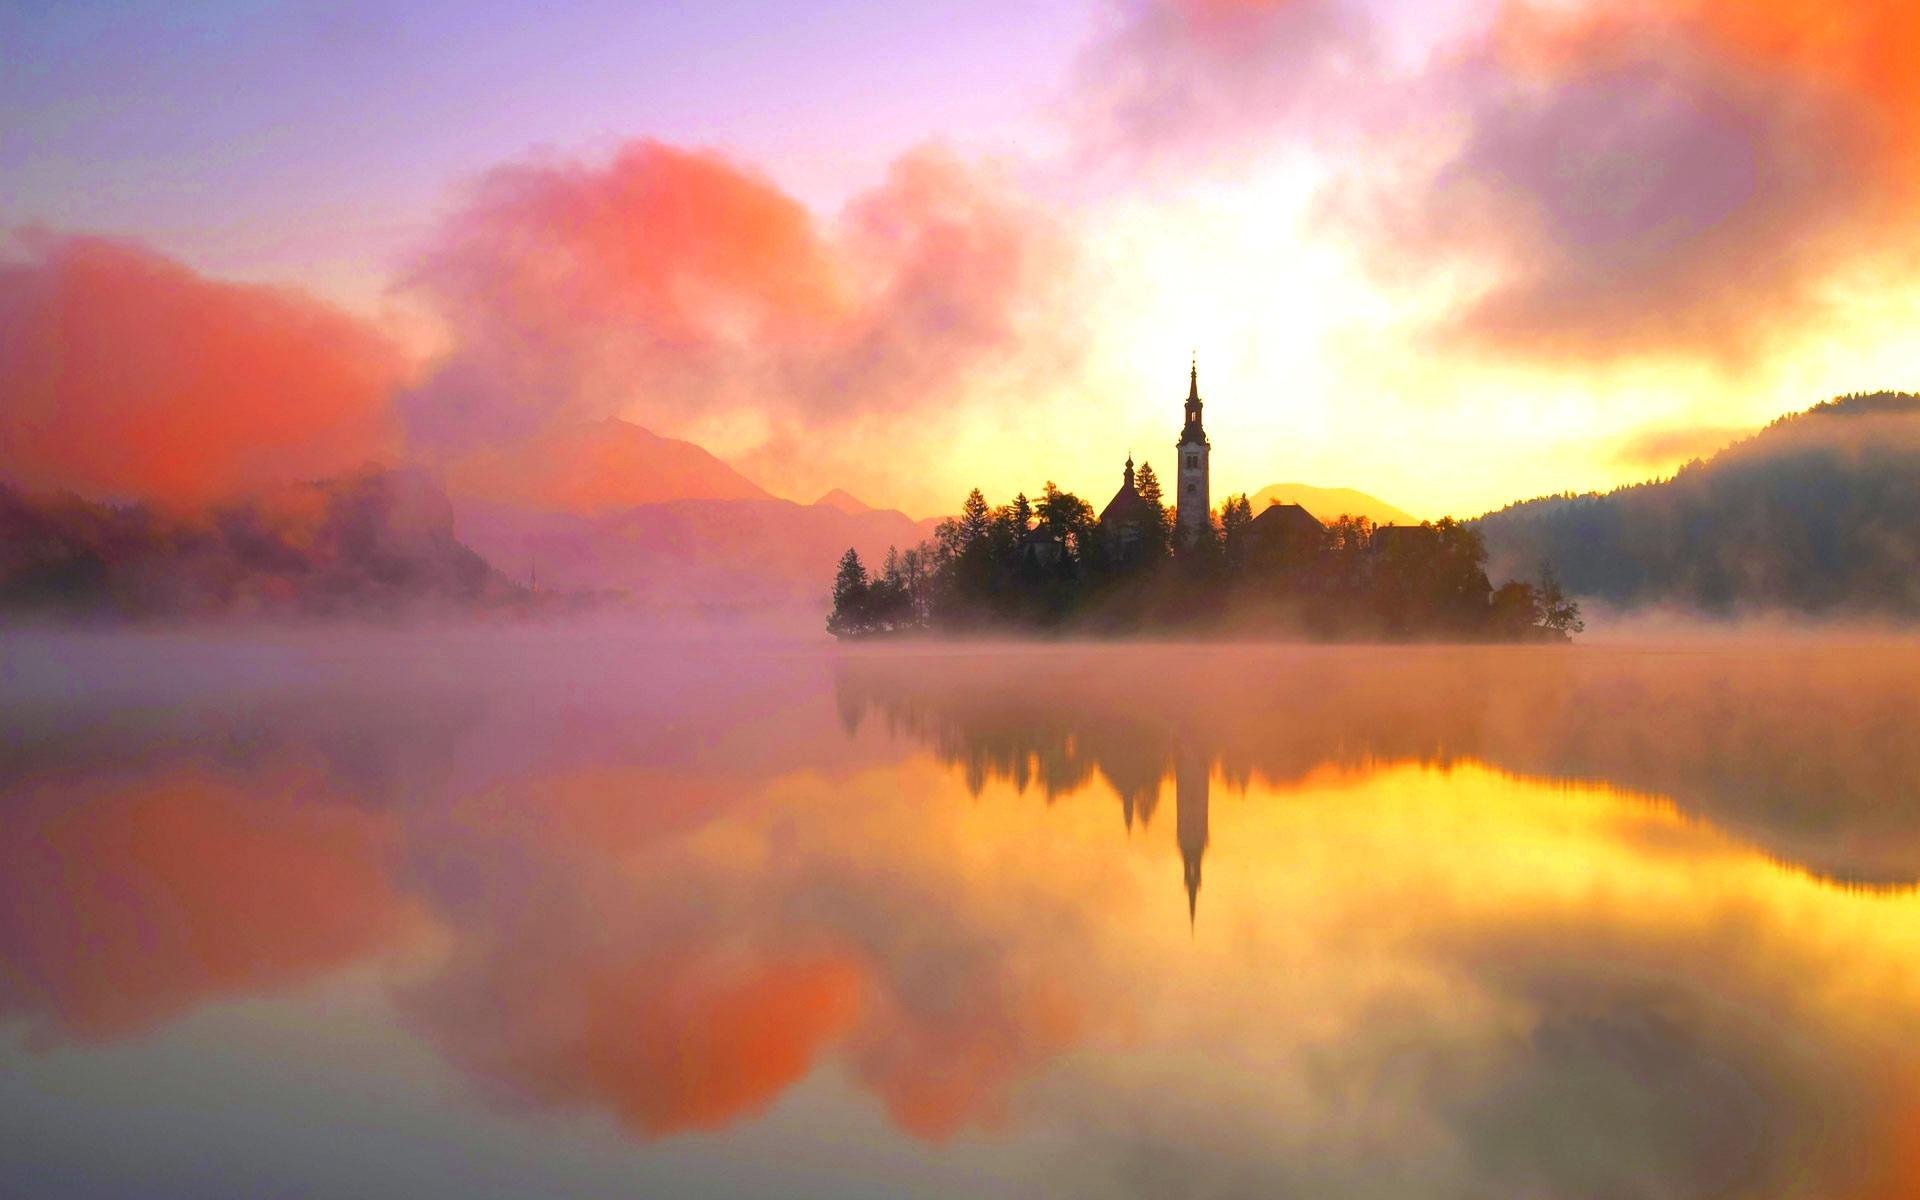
1097;359;1328;558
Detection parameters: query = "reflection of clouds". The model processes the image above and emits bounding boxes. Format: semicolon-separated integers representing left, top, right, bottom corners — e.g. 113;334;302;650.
7;633;1920;1195
400;757;1111;1142
0;766;407;1042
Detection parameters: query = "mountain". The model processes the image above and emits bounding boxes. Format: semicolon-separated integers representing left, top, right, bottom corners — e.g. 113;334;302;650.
0;466;525;618
441;419;770;514
454;496;930;625
814;488;872;514
1477;393;1920;613
1247;483;1416;527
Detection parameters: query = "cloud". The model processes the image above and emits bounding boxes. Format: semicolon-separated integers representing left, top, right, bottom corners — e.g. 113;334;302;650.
1071;0;1920;365
1331;0;1920;362
1613;423;1749;469
0;766;407;1042
1068;0;1377;173
0;234;404;506
403;140;1077;505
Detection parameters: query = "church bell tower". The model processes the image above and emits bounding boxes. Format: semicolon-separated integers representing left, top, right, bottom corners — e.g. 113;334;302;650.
1176;357;1210;543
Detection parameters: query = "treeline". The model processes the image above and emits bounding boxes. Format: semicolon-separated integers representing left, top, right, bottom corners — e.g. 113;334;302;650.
829;477;1580;641
0;466;533;619
1477;392;1920;615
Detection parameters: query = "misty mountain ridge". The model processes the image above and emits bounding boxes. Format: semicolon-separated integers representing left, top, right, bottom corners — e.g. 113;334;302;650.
814;488;872;514
453;494;934;625
0;466;526;619
1247;483;1416;527
1478;392;1920;614
439;418;771;513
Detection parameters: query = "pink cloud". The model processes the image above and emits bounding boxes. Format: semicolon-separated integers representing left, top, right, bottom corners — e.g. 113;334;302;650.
0;234;403;506
402;141;1075;505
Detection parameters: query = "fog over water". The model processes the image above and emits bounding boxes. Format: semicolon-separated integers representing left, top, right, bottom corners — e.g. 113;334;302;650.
3;627;1918;1198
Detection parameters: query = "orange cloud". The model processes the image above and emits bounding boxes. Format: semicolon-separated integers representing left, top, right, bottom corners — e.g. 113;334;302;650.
0;767;406;1041
1612;423;1750;469
852;972;1084;1140
402;140;1072;507
0;234;404;506
417;141;847;372
509;950;867;1135
1340;0;1920;362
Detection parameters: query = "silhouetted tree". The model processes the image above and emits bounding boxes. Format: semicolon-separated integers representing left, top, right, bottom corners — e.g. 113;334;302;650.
827;548;870;637
1535;568;1584;639
1220;494;1254;568
959;488;992;549
1136;463;1162;507
825;485;1579;641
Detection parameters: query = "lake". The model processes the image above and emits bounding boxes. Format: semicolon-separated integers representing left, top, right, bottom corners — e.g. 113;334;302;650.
3;629;1918;1198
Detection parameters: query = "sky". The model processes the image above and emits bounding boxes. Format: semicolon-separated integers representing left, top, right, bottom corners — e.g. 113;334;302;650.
5;0;1920;518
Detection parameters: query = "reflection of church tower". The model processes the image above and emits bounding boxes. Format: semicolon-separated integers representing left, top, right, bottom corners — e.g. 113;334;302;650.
1176;357;1211;545
1175;753;1209;925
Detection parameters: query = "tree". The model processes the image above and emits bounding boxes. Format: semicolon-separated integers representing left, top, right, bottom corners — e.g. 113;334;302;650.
1489;581;1540;640
1220;494;1254;568
827;548;870;638
1038;482;1098;561
824;485;1579;643
1535;568;1585;640
959;489;992;550
1135;462;1162;507
1011;492;1033;533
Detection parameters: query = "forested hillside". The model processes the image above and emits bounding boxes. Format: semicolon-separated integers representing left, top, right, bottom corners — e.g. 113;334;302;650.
1478;394;1920;614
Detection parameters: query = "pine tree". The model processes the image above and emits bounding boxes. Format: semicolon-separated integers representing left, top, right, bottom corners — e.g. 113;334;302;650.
1221;494;1254;567
1135;462;1162;507
827;547;870;637
959;489;992;550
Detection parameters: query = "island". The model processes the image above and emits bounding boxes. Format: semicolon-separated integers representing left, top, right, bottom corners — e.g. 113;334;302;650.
827;362;1581;642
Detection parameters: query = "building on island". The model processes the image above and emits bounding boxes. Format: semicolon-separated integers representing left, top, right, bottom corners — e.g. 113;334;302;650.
1176;358;1210;545
1247;501;1325;565
1094;360;1436;573
1097;455;1160;559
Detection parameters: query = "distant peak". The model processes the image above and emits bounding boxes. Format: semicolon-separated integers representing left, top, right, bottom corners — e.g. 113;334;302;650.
814;488;872;514
1248;482;1417;528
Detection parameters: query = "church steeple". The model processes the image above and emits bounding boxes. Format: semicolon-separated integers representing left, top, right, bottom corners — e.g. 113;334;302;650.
1175;356;1211;542
1182;355;1204;441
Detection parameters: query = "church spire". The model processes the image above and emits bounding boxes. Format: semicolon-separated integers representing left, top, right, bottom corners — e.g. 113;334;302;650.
1188;353;1198;404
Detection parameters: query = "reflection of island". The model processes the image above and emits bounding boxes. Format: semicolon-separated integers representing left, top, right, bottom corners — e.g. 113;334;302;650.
7;633;1920;1195
835;643;1920;900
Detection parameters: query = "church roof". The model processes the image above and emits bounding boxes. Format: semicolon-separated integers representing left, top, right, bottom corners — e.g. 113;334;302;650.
1249;501;1324;536
1100;480;1156;525
1099;458;1158;525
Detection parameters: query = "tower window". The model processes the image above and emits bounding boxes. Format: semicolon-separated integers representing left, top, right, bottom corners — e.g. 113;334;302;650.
1185;453;1198;469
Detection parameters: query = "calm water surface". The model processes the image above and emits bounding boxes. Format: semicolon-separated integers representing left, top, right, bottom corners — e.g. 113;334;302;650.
3;630;1918;1198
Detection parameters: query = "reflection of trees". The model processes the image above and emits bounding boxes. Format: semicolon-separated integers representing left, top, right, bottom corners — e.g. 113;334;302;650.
834;644;1920;890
